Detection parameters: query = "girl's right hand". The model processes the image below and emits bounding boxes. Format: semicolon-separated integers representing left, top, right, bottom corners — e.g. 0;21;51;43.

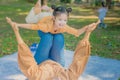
6;17;19;31
86;20;100;32
87;23;96;32
6;17;15;26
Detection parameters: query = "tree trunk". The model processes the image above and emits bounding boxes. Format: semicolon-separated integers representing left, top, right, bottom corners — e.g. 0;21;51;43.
86;0;89;3
106;0;112;9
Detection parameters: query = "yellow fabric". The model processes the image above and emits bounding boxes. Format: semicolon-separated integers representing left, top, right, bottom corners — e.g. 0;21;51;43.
31;16;79;37
18;32;90;80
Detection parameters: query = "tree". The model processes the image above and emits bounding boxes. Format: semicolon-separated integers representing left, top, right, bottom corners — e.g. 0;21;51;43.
28;0;34;3
60;0;75;3
106;0;112;9
86;0;89;3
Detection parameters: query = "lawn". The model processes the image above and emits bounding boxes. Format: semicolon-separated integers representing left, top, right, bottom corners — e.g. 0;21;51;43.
0;0;120;60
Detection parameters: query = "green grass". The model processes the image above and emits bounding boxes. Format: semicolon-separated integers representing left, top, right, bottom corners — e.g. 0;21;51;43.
0;0;120;60
65;18;120;59
119;78;120;80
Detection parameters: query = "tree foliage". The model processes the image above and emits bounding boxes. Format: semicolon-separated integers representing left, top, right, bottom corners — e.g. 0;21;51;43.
60;0;75;3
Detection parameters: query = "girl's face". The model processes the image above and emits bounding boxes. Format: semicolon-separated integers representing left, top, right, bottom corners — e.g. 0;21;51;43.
54;13;68;29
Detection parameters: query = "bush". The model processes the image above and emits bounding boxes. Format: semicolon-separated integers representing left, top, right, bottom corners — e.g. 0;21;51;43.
90;0;102;7
75;0;81;3
95;0;101;6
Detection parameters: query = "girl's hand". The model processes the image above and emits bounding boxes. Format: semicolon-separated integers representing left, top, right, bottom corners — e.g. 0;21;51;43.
87;23;96;32
6;17;19;31
6;17;15;26
87;20;100;32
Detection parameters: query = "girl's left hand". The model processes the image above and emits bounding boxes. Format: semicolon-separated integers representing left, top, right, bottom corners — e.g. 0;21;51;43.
6;17;19;31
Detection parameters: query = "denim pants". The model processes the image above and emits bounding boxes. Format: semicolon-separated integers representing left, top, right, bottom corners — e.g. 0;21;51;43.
34;30;65;66
98;17;107;28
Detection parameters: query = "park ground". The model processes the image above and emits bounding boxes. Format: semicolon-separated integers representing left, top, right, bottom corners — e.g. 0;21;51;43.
0;0;120;60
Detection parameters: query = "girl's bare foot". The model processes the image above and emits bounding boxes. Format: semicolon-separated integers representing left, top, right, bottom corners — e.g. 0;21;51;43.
41;5;50;11
6;17;19;31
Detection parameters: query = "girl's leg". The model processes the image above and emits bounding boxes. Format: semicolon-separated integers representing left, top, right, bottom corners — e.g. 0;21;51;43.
98;19;102;28
49;33;65;67
101;19;107;28
34;30;53;64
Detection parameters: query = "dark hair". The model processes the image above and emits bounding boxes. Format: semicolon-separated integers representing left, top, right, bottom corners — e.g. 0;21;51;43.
51;5;72;17
101;2;105;7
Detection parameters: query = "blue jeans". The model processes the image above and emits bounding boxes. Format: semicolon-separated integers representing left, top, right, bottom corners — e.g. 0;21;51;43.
34;30;65;66
98;17;107;28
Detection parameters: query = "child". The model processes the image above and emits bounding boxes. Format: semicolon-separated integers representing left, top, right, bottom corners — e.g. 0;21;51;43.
7;5;96;67
98;2;108;28
26;0;65;66
6;16;99;80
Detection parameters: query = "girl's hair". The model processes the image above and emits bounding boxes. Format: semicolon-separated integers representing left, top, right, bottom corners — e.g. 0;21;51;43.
101;2;105;7
51;5;72;17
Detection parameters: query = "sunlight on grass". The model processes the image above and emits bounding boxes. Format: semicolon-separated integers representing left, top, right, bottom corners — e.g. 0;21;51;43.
16;8;22;11
18;12;28;15
0;0;120;60
72;7;92;11
101;36;108;39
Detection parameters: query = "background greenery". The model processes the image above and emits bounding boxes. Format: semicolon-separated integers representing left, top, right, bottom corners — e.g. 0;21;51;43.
0;0;120;60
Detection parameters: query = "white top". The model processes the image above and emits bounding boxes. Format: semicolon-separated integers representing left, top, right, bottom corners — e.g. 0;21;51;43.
25;7;52;23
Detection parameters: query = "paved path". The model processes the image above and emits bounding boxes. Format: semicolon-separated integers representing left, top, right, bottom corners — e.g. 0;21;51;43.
0;50;120;80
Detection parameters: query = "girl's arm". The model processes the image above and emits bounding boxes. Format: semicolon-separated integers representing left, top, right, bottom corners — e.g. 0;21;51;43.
65;25;87;37
65;21;100;37
77;23;96;36
78;25;88;36
79;20;100;34
65;24;89;37
6;17;50;32
6;17;33;30
17;23;33;30
86;20;100;32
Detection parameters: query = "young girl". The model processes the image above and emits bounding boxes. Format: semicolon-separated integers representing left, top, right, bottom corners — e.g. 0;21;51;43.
6;17;99;80
7;5;95;67
98;2;108;28
26;0;65;66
